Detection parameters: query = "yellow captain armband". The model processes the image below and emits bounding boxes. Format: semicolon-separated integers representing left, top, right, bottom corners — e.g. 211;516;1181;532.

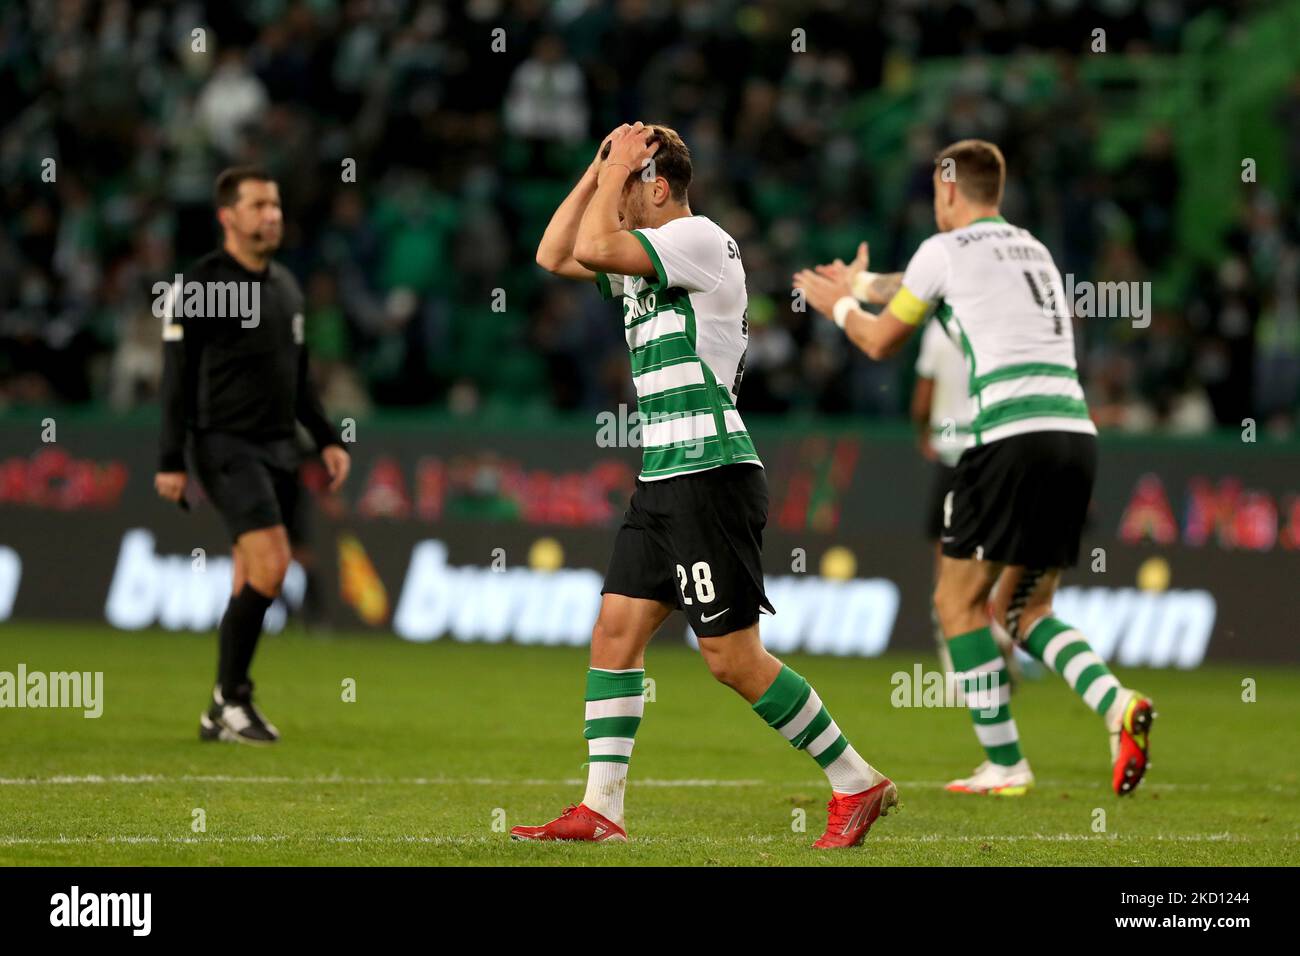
886;286;929;326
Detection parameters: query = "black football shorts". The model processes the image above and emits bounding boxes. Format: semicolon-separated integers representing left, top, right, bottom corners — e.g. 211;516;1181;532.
602;463;775;638
190;431;303;543
941;430;1097;568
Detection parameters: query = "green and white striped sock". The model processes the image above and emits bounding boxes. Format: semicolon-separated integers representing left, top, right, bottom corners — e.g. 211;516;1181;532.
948;627;1022;766
1021;617;1130;728
581;667;645;825
753;665;880;794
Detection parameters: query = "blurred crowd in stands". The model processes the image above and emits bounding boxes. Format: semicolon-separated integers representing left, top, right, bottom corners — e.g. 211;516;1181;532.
1;0;1297;434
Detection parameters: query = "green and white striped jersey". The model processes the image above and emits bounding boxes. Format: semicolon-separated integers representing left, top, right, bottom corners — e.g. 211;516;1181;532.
898;216;1097;447
596;215;761;481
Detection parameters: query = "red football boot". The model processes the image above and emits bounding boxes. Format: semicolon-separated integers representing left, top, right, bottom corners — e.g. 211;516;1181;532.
509;804;628;843
1112;693;1157;796
812;777;899;849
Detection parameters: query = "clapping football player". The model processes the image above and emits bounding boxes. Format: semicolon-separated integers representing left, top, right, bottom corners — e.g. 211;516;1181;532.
794;140;1155;797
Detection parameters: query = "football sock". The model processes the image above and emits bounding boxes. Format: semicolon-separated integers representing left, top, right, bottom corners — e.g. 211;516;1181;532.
581;667;644;825
753;664;880;794
948;626;1022;767
216;600;238;698
218;584;274;698
1020;617;1131;729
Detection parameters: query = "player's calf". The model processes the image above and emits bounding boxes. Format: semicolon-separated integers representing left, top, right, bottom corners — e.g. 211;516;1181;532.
697;625;782;700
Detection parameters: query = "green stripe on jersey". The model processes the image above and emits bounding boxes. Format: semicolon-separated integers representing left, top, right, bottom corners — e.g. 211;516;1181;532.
970;361;1079;394
632;230;669;292
638;385;710;417
697;360;733;466
630;338;697;375
972;394;1091;433
619;285;756;479
938;302;979;391
641;433;760;478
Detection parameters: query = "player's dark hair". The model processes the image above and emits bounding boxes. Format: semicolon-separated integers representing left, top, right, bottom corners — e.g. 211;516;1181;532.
214;166;275;208
934;139;1005;206
646;125;692;204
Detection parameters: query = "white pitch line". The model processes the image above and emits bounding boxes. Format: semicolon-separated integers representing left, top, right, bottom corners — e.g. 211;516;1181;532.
0;774;765;788
866;832;1300;843
902;780;1300;794
0;832;1291;848
0;774;1293;795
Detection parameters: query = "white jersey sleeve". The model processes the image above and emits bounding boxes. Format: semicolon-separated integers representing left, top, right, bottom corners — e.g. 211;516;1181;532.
632;217;726;294
914;317;945;379
891;235;950;326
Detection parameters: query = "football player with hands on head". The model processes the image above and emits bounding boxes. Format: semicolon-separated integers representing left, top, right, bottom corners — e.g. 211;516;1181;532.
518;121;898;849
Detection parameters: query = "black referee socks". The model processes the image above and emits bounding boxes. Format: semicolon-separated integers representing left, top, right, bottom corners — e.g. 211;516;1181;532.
217;584;274;698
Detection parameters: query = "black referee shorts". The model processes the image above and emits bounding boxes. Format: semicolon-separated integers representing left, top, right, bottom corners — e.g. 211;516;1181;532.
190;432;303;543
602;463;775;638
941;430;1097;568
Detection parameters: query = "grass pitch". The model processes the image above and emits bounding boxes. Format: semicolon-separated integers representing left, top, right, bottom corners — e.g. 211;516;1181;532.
0;624;1296;866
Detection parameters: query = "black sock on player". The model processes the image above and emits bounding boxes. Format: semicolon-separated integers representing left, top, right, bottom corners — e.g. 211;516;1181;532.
217;584;274;698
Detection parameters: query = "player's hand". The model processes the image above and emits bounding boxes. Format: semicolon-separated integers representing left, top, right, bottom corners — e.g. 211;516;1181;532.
792;268;853;322
815;242;870;284
591;125;630;173
815;242;869;280
321;444;351;493
599;122;659;185
154;471;187;503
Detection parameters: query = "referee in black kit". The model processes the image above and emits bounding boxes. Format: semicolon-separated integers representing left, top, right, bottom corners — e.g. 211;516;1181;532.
154;167;350;745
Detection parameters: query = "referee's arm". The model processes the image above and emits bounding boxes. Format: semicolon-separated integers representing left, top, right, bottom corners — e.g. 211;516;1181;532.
155;309;203;503
294;349;350;491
